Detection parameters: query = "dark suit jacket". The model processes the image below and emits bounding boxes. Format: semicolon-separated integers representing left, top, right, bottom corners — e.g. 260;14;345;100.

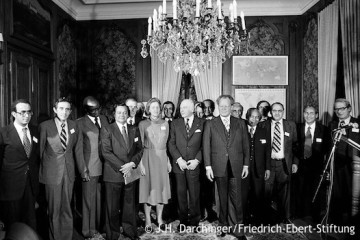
203;116;250;179
77;115;109;176
329;117;360;166
0;124;40;201
249;122;271;178
168;116;205;174
39;119;87;185
296;122;330;174
100;122;143;183
263;119;299;174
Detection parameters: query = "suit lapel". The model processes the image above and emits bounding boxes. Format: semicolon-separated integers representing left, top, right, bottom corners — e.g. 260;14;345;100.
188;117;199;139
66;120;75;150
283;120;289;151
300;123;305;143
85;116;98;132
9;123;28;157
214;117;227;144
229;117;237;143
128;125;135;151
179;118;188;139
112;123;128;151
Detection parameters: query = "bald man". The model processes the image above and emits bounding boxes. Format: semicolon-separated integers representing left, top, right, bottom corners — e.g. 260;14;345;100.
168;99;206;231
77;96;109;238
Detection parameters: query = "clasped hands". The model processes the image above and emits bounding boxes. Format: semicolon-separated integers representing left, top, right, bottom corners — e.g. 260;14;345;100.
177;158;199;171
120;162;136;178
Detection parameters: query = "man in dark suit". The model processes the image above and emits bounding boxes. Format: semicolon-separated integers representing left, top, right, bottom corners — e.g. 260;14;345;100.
101;103;143;240
295;106;329;223
329;98;360;225
242;108;271;224
263;102;298;223
39;98;90;240
168;99;205;230
126;98;143;126
77;96;109;238
163;101;175;122
203;95;249;240
0;99;40;231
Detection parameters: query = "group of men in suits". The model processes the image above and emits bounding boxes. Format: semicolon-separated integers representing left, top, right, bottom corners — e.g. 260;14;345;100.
0;96;358;240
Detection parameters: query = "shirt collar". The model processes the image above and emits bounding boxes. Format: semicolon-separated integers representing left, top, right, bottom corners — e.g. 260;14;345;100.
220;115;231;122
272;118;283;125
55;117;67;126
184;114;194;122
14;121;29;131
340;116;351;125
116;121;127;129
305;121;316;129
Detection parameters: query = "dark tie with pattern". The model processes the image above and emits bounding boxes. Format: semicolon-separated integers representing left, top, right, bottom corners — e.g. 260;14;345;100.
250;127;254;138
186;118;190;138
304;126;312;159
122;126;129;149
94;117;101;130
60;123;67;151
22;128;31;158
272;122;281;152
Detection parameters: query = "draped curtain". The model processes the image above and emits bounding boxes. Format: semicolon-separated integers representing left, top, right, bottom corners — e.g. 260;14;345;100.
151;51;183;107
318;0;339;125
340;0;360;118
193;63;222;116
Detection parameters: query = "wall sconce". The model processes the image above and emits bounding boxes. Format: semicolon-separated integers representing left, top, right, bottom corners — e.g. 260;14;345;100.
0;33;3;65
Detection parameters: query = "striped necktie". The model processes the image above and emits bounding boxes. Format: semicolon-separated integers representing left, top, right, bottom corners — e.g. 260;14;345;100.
304;126;312;158
60;123;67;151
272;122;281;152
186;118;190;138
22;128;31;158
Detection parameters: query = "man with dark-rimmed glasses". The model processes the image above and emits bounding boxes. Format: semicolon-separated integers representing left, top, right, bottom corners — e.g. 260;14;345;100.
0;99;40;232
329;98;360;225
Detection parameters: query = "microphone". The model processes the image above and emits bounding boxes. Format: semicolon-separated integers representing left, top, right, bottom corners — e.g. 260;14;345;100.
332;124;356;132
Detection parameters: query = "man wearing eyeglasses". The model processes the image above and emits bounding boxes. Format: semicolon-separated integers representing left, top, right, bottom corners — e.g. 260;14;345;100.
0;99;40;232
39;97;90;240
77;96;109;239
329;98;360;225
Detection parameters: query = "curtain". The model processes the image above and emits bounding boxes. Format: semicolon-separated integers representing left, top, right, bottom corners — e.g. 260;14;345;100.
193;63;222;116
318;0;339;125
340;0;360;118
151;51;182;107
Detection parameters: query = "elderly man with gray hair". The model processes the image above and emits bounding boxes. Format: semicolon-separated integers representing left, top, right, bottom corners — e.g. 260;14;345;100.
168;99;206;232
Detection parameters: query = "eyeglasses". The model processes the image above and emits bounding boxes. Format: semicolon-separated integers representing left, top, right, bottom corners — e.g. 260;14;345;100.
15;111;33;116
334;107;348;112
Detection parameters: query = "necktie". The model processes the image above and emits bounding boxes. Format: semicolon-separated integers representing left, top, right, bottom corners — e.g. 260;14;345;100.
304;126;312;158
272;122;281;152
340;120;345;127
60;123;67;151
22;128;31;158
223;118;230;132
94;117;101;130
250;127;254;138
186;118;190;138
122;126;129;149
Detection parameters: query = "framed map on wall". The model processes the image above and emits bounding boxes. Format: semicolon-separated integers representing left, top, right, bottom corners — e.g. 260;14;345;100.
233;56;288;85
234;88;287;117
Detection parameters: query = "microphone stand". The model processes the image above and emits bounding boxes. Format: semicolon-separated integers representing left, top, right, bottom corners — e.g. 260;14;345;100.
312;130;342;204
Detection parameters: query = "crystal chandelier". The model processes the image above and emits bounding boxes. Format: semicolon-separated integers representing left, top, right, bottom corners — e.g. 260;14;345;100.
140;0;249;76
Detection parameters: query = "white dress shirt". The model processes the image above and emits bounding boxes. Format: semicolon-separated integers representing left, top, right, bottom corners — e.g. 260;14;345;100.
87;115;102;128
184;115;194;129
14;121;31;145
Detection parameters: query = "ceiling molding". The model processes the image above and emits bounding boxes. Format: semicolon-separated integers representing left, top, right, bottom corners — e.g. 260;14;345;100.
52;0;320;21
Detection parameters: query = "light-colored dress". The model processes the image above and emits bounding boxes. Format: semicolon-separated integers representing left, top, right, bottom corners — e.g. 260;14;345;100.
139;118;171;205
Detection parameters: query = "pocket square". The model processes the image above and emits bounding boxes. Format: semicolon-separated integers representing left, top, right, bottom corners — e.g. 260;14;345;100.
260;139;266;144
284;132;290;137
70;129;75;134
195;129;201;133
32;136;38;143
161;126;166;130
134;137;138;142
316;138;322;143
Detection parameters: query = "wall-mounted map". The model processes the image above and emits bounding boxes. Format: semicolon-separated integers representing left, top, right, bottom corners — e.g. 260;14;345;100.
234;88;287;118
233;56;288;85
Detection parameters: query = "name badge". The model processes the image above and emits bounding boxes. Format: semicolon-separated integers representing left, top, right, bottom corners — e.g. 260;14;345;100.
134;137;138;142
284;132;290;137
70;129;75;134
161;126;166;130
352;128;359;133
260;139;266;144
195;129;201;133
32;136;38;143
316;138;322;143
